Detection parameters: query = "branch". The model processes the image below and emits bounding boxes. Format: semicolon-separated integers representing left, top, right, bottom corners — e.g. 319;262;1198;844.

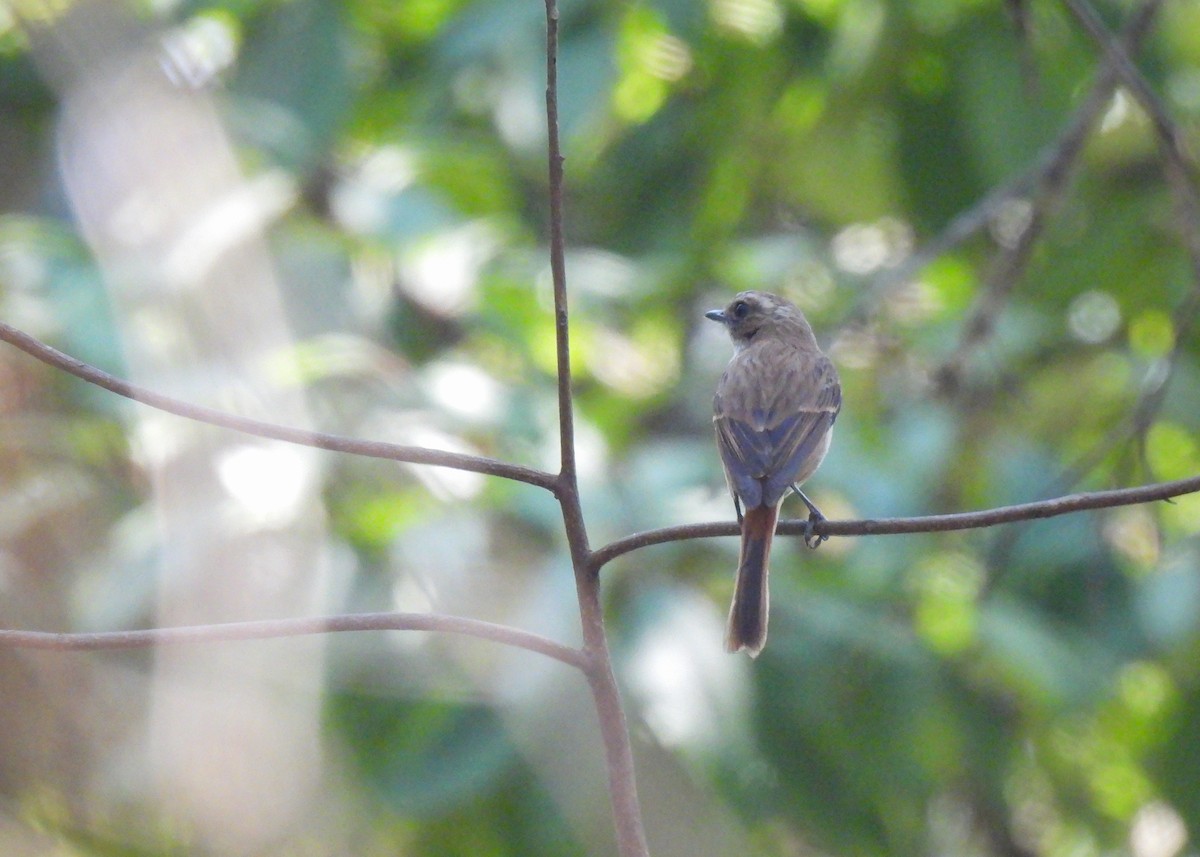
933;0;1163;388
1061;0;1185;167
856;0;1160;325
0;611;588;668
591;474;1200;568
957;0;1184;570
0;322;559;492
544;0;576;488
1015;0;1200;501
1060;0;1200;342
541;4;646;857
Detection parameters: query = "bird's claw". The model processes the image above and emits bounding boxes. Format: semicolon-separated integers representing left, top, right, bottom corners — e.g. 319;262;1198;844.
792;484;827;549
802;510;827;549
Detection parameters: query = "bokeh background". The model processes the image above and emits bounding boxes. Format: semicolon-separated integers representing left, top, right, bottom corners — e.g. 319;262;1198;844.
2;0;1200;854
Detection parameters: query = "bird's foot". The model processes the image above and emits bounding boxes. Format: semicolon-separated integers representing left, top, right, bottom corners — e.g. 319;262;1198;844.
802;510;827;549
791;484;827;549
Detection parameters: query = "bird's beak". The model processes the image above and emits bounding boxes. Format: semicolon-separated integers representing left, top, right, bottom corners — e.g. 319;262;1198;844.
705;309;727;324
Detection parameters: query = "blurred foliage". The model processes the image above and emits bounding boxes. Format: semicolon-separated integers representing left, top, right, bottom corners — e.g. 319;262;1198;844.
2;0;1200;855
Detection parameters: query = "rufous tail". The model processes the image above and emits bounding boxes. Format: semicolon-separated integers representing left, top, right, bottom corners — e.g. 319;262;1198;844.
725;504;778;657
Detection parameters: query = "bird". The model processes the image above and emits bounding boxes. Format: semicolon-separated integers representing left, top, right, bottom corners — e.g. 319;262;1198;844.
706;290;841;656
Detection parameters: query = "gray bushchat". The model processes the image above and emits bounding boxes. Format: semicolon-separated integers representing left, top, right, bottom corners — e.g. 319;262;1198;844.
706;290;841;656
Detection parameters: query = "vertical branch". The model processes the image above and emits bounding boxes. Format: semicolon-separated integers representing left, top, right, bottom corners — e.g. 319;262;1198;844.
542;3;650;856
544;0;577;486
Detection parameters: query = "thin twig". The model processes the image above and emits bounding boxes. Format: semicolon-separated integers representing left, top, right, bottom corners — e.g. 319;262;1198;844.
856;0;1160;325
1060;0;1200;344
0;322;559;491
0;612;588;668
544;2;575;489
1060;0;1188;165
933;0;1162;387
983;0;1194;568
590;473;1200;568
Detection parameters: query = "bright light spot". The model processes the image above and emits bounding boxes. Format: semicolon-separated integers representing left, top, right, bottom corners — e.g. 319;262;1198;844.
160;13;239;89
129;412;184;473
796;0;846;22
832;224;888;274
391;574;436;614
831;217;912;275
330;146;418;235
164;170;297;289
10;0;71;25
572;420;609;483
628;592;748;746
827;0;885;78
635;636;707;743
1101;89;1133;134
398;222;498;316
358;145;418;193
710;0;783;43
614;72;668;124
331;184;381;234
0;232;47;291
618;7;692;114
1145;425;1200;533
914;551;985;599
424;361;503;421
216;443;313;527
913;551;983;654
1129;309;1175;358
589;327;679;398
669;485;735;526
567;248;638;299
1146;421;1199;482
886;280;942;325
348;248;396;320
1068;290;1121;344
108;191;167;247
494;78;545;152
642;33;692;81
1103;506;1160;571
1130;802;1187;857
990;197;1034;249
1162;491;1200;537
829;327;877;370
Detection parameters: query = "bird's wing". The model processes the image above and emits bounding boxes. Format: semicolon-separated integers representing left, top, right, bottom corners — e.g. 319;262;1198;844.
714;349;841;509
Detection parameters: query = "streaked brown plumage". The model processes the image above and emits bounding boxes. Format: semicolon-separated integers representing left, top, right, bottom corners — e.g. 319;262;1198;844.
706;291;841;656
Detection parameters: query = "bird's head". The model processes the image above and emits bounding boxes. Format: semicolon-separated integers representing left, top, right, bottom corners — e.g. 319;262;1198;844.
705;291;812;346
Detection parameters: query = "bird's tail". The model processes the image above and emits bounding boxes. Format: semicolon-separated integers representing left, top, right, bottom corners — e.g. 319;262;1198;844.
725;504;778;657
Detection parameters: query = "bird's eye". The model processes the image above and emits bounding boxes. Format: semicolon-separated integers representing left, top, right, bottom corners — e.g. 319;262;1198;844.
732;301;749;320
